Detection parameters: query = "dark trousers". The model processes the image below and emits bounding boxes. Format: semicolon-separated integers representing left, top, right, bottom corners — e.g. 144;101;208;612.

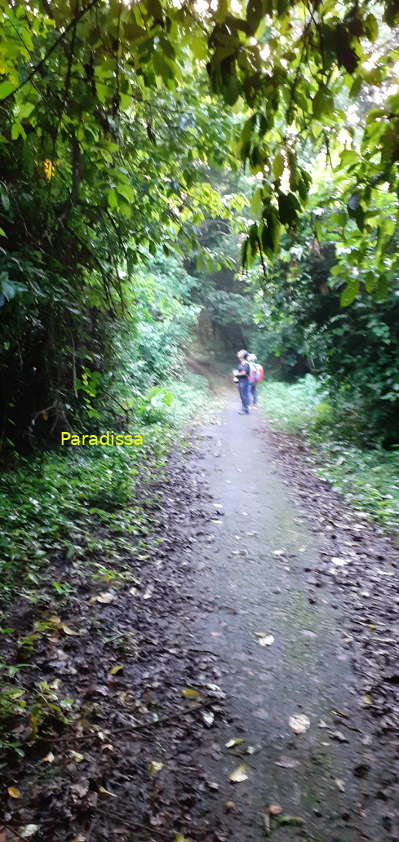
238;379;249;413
249;382;257;405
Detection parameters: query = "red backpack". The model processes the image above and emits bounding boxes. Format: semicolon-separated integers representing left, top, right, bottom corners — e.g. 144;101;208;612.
256;364;264;383
249;362;264;383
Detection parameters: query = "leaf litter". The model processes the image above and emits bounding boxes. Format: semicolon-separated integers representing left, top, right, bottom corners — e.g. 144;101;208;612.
229;764;249;783
1;416;398;840
288;714;310;734
267;423;399;830
0;451;230;842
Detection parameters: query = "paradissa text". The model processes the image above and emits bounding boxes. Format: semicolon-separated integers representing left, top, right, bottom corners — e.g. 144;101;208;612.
61;432;144;447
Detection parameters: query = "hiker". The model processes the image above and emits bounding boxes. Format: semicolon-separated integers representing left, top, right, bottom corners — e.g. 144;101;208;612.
234;349;250;415
248;353;259;407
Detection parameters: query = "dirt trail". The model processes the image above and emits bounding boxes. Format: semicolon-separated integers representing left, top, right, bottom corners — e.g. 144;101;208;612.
181;389;396;842
2;385;397;842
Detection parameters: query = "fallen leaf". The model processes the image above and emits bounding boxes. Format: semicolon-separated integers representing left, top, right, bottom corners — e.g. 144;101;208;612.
225;738;244;748
229;763;249;783
7;786;21;798
207;781;219;790
70;751;84;762
61;624;79;636
274;756;300;769
182;687;200;699
18;827;40;839
269;804;283;815
41;751;55;763
148;760;163;774
92;592;114;604
289;714;310;734
48;614;62;626
362;694;373;706
330;730;348;743
96;591;114;603
98;785;117;797
335;778;345;792
263;810;271;835
109;664;124;675
206;682;225;698
256;633;274;647
276;815;304;827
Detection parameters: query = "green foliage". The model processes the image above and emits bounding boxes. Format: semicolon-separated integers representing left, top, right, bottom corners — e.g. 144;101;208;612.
0;1;237;446
259;377;399;532
0;372;210;604
258;375;322;434
251;198;399;443
1;0;399;450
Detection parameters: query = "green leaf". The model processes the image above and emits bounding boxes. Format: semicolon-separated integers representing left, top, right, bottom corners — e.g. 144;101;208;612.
191;36;207;60
1;190;10;212
251;187;263;216
340;278;359;306
272;153;284;179
375;273;389;301
261;211;281;254
107;189;118;209
116;183;134;203
349;75;362;98
364;13;378;41
18;101;35;120
277;192;300;227
339;150;358;169
313;88;334;118
0;80;14;100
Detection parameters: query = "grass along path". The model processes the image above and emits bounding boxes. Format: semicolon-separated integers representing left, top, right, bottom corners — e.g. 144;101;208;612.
258;376;399;535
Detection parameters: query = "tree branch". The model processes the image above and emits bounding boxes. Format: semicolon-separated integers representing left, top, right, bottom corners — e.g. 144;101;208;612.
2;0;102;104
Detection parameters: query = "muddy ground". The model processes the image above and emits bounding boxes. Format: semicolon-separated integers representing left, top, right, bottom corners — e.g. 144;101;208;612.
1;389;398;842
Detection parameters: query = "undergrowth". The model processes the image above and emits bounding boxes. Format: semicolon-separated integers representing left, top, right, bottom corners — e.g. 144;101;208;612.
0;373;209;606
259;375;399;533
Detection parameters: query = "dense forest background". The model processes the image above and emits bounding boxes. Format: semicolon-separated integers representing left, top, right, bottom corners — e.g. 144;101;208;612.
1;3;399;829
0;0;398;452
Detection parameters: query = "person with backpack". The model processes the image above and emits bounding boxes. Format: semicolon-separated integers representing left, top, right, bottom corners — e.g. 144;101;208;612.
234;349;250;415
248;353;259;407
248;354;264;407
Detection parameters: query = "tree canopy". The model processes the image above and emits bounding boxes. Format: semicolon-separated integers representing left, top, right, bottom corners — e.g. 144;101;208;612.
1;0;399;444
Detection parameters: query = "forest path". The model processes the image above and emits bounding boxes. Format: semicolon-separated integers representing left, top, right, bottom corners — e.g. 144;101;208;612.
2;383;396;842
185;387;387;842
